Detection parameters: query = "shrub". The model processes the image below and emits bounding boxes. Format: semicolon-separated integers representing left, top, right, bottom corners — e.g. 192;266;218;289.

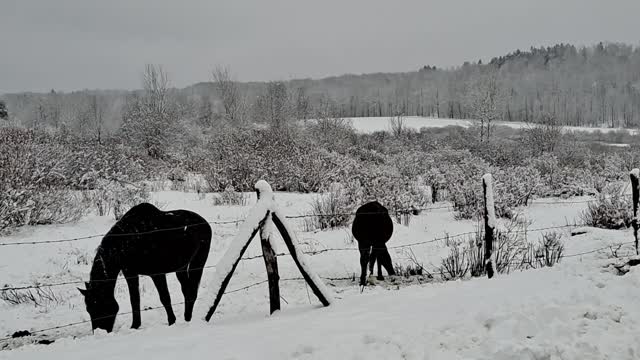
580;184;632;229
204;128;342;193
0;129;87;231
82;180;153;220
439;239;470;281
305;184;354;231
467;216;530;276
212;185;248;206
535;231;564;267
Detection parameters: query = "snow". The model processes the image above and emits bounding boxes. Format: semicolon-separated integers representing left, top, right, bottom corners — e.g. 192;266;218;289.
3;245;640;359
1;191;639;359
255;180;278;252
339;116;639;136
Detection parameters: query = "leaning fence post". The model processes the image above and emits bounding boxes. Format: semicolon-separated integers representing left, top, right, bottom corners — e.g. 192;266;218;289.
256;183;281;314
483;174;496;278
630;169;640;255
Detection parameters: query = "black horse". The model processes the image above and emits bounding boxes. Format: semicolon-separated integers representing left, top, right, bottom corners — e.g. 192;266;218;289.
351;201;395;287
78;203;212;332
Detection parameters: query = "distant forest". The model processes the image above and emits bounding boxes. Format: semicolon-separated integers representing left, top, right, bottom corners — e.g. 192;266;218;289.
3;42;640;134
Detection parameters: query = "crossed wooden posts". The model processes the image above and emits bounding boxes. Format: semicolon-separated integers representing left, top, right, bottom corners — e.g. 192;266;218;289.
205;180;333;322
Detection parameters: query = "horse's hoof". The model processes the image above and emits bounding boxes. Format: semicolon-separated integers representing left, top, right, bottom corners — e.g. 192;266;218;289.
377;275;385;281
131;323;141;330
168;317;176;326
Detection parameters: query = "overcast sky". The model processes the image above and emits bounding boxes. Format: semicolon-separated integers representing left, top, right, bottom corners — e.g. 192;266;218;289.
1;0;639;93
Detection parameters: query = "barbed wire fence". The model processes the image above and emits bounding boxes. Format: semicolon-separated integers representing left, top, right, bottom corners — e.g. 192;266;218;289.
0;191;637;346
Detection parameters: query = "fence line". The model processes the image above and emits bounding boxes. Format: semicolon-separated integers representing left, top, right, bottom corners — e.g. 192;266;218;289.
1;231;631;343
0;197;603;247
0;221;613;292
0;205;450;247
0;276;353;344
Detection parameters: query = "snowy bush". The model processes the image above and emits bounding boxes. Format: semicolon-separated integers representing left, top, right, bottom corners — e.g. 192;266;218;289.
0;287;62;308
0;128;86;231
212;185;248;206
580;184;633;229
533;231;564;268
448;162;540;220
439;237;470;281
467;217;530;277
304;183;355;231
82;180;152;220
204;129;341;193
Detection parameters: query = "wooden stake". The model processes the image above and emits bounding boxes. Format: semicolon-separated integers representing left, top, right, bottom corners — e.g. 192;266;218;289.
483;174;496;278
256;184;280;314
630;169;640;255
271;212;331;306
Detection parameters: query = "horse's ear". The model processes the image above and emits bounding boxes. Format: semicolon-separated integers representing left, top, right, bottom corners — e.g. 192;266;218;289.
78;287;87;296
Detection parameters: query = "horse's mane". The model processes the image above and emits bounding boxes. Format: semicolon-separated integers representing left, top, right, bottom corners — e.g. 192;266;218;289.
89;245;110;282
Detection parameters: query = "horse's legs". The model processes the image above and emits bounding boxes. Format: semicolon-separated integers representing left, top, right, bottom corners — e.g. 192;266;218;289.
368;247;377;275
377;251;385;280
176;267;203;322
124;273;141;329
379;245;396;276
151;274;176;326
358;245;370;287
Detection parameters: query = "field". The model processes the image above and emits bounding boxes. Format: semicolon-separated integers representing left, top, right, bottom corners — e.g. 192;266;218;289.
2;187;640;359
343;116;640;136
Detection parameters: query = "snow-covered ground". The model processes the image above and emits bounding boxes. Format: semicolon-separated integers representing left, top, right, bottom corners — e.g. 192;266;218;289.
338;116;639;136
1;191;639;359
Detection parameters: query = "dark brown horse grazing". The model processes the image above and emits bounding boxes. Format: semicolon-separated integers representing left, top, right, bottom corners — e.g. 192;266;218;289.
78;203;211;332
351;201;395;288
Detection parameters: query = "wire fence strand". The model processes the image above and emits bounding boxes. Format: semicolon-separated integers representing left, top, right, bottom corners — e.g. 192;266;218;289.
0;194;620;247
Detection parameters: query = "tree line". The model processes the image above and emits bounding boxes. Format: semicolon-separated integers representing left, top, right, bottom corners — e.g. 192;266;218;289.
3;42;640;135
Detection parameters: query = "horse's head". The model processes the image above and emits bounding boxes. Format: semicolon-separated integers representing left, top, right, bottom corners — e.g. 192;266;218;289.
78;282;119;332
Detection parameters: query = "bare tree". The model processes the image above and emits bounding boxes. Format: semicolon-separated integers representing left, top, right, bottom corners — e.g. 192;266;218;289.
89;95;105;143
142;64;170;115
294;85;311;120
469;72;503;142
121;64;177;159
254;81;294;131
212;65;245;126
388;108;407;137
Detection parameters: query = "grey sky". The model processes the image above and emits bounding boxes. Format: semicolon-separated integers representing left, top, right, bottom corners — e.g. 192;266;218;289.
1;0;639;93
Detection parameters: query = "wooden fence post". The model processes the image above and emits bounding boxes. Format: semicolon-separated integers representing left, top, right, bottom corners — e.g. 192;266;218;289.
483;174;496;278
205;180;331;323
271;211;332;307
256;183;280;314
630;169;640;255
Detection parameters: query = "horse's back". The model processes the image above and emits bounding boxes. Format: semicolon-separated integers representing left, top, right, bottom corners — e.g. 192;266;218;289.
103;203;212;274
352;201;393;244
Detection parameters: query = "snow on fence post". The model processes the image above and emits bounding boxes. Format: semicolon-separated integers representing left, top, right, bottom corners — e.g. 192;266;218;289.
256;182;281;314
630;169;640;255
482;174;496;278
204;181;273;322
205;180;332;323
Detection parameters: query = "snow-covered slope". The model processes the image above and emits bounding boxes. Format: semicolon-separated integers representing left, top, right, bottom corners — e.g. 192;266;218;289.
3;244;639;359
1;191;639;359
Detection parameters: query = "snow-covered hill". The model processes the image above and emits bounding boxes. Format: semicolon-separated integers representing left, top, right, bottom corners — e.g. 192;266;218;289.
1;191;639;359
